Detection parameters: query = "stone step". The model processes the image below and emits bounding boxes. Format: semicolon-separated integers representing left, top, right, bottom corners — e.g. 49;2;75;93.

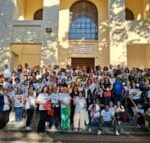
4;112;150;135
0;131;150;143
4;125;150;136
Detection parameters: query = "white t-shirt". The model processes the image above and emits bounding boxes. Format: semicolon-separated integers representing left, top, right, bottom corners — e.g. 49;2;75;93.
8;91;15;99
88;104;100;112
3;96;10;111
101;109;113;122
133;108;144;115
109;107;115;116
90;111;100;118
3;81;11;88
13;83;22;91
89;83;96;93
59;93;71;108
3;68;11;79
34;82;44;93
13;94;24;108
50;93;59;106
129;88;142;100
74;97;86;113
37;93;50;110
22;85;29;96
137;108;144;115
25;95;37;110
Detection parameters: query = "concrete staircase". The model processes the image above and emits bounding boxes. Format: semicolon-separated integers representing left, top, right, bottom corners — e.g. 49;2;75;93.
3;112;150;135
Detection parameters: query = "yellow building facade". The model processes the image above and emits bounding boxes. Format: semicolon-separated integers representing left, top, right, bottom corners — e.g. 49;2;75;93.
0;0;150;69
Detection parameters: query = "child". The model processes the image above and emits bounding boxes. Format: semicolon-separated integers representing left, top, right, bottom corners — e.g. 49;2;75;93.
88;105;100;132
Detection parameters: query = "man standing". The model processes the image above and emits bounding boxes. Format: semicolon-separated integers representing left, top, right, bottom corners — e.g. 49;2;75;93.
113;78;123;103
3;65;11;80
0;88;11;129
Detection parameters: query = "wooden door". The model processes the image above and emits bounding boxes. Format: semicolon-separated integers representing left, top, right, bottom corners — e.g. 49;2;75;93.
71;58;95;70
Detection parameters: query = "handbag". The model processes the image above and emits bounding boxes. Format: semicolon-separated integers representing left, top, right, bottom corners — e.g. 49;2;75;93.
43;100;54;116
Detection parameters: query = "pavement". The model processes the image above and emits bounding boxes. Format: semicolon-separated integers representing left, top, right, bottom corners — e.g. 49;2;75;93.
0;131;150;143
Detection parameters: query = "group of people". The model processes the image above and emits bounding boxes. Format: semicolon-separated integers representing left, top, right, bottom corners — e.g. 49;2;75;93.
0;63;149;136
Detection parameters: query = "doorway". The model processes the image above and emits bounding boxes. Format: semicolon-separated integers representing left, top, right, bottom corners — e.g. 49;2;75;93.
11;43;41;68
71;58;95;70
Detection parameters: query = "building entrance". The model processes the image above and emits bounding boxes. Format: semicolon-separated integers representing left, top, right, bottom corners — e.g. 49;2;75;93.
71;58;95;70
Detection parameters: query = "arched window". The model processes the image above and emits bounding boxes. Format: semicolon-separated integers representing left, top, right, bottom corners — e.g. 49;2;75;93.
125;8;135;20
69;1;98;40
34;9;43;20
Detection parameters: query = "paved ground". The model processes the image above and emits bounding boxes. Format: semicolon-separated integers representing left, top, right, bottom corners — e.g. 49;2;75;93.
0;130;150;143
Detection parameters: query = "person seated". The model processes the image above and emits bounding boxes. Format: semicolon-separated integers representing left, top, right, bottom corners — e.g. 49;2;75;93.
114;101;125;135
88;105;100;132
109;101;115;116
97;104;114;135
144;108;150;129
133;103;145;128
129;82;142;104
88;100;100;113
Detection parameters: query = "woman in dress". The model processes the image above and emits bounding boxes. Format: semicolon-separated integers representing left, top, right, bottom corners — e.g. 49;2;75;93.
114;101;125;135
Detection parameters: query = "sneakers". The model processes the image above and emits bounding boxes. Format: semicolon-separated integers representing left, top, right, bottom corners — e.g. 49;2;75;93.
40;132;47;136
137;124;142;128
48;125;58;132
88;128;92;132
74;129;78;132
115;130;120;136
26;126;32;131
97;130;102;135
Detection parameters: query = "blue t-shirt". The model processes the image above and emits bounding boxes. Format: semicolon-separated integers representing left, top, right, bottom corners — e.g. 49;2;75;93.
113;82;123;95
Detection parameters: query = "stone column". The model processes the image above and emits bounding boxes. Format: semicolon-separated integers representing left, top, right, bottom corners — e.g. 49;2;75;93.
144;0;150;20
109;0;128;66
12;0;19;20
41;0;59;66
0;0;13;67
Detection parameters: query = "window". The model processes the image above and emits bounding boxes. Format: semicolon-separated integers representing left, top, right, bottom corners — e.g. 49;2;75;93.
16;0;43;20
125;8;135;20
34;9;43;20
69;1;98;40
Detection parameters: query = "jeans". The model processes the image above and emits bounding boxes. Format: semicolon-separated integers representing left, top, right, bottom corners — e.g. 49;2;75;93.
89;117;100;130
104;97;111;105
26;109;34;127
38;110;47;133
103;121;112;127
115;94;122;103
15;107;23;122
99;118;113;131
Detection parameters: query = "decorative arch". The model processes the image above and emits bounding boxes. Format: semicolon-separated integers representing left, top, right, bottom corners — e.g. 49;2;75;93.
125;8;135;20
34;9;43;20
69;0;98;40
